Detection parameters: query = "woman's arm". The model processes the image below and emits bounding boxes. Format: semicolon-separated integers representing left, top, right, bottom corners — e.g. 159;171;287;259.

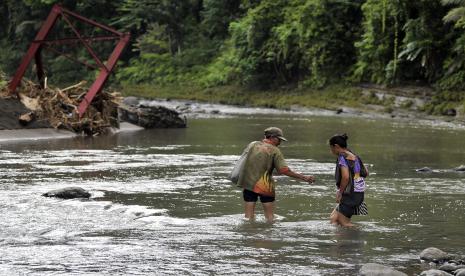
362;162;369;177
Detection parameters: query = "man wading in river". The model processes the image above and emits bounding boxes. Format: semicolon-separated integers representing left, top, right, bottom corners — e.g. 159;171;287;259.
236;127;315;223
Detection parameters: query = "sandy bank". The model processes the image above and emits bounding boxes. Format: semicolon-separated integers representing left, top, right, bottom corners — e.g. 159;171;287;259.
0;122;143;143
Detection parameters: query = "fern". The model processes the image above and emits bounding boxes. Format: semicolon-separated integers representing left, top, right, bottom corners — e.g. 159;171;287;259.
441;0;465;5
443;7;465;23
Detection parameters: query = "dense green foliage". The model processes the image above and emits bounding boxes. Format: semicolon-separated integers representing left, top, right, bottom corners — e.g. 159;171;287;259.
2;0;465;91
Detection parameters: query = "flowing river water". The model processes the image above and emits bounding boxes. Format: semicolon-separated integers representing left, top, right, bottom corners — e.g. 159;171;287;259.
0;105;464;275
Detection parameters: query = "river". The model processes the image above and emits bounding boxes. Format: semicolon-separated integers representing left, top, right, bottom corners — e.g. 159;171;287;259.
0;105;464;275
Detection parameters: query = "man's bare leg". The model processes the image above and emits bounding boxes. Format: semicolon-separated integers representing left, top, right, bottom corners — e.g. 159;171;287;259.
244;202;256;221
262;202;275;223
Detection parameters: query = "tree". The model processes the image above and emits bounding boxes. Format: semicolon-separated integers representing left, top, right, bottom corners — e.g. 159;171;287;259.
353;0;410;84
0;0;128;85
206;0;363;88
397;0;449;84
439;0;465;89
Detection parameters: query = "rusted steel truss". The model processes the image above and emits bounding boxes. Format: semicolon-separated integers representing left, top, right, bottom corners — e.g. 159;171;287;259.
8;4;130;117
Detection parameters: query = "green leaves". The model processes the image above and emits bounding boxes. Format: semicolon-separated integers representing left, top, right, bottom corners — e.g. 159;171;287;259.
352;0;406;84
3;0;465;91
208;0;363;88
352;0;450;85
438;0;465;89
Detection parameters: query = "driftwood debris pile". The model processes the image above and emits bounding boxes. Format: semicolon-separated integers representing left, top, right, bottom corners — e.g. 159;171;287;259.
0;76;121;135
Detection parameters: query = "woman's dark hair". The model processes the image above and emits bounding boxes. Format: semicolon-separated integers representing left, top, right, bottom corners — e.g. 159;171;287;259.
329;133;348;148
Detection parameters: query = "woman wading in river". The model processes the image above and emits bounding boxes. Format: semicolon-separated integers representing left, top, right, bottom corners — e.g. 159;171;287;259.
329;134;368;227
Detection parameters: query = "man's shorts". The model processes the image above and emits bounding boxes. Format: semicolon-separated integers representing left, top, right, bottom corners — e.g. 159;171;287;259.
243;189;275;203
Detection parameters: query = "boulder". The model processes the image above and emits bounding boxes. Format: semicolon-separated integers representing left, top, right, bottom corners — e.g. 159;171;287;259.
443;108;457;117
455;268;465;276
42;187;91;199
453;165;465;172
420;269;453;276
438;262;465;273
439;263;459;273
119;105;186;128
420;248;450;263
359;263;407;276
122;96;139;107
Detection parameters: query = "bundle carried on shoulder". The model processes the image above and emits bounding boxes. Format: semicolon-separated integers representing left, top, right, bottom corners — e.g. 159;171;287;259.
229;141;258;184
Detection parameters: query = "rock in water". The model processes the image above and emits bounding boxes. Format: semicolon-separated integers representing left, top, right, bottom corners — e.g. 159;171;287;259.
420;269;453;276
119;105;186;128
438;263;458;273
42;187;91;199
359;263;407;276
453;165;465;172
420;248;450;263
416;167;433;172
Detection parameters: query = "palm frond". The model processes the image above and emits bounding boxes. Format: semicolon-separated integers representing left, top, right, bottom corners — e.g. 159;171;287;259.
441;0;465;6
444;7;465;22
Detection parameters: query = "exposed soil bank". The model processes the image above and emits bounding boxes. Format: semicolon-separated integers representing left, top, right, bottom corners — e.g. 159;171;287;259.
122;84;465;126
2;83;465;139
132;96;465;131
0;98;50;130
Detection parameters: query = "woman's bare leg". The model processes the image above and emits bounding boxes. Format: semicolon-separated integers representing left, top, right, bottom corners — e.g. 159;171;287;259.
336;211;354;227
330;208;339;225
330;209;354;227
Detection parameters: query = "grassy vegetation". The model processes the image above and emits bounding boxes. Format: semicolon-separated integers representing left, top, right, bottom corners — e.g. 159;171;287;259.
122;84;362;110
120;83;465;117
419;90;465;116
121;84;396;111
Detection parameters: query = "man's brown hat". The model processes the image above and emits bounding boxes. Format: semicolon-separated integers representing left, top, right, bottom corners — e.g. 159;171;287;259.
264;127;288;141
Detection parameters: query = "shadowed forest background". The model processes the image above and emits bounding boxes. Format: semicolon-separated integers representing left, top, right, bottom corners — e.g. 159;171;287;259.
2;0;465;114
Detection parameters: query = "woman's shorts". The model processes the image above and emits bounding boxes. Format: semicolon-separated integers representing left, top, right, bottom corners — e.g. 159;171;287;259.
243;189;275;203
336;192;364;218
